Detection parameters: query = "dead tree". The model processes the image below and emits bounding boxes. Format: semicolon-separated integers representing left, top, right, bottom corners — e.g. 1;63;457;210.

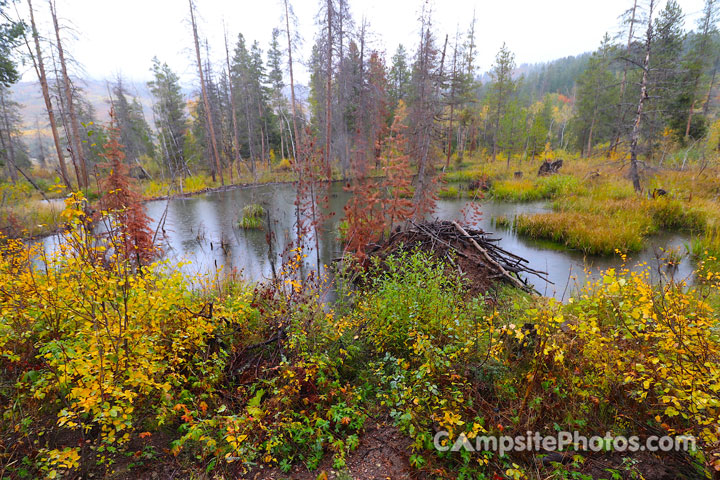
283;0;300;159
50;0;88;189
188;0;224;185
324;0;333;173
610;0;638;154
25;0;71;188
628;0;655;193
223;25;242;178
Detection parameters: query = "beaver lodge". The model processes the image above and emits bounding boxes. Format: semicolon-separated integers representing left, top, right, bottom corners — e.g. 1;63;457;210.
366;220;551;295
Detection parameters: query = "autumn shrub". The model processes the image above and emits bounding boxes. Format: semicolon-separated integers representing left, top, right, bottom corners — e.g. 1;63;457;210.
0;198;257;477
276;158;292;171
99;125;156;265
142;179;169;198
562;267;720;473
167;253;368;475
455;265;720;478
183;174;213;193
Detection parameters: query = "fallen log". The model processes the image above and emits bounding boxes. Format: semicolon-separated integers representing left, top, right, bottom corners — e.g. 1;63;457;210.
451;220;528;291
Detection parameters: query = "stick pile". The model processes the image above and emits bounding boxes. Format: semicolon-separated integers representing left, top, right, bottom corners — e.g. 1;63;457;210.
368;220;550;294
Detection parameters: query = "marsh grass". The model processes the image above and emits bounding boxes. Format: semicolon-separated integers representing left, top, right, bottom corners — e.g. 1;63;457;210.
491;174;585;202
437;185;460;198
0;198;63;237
239;203;265;230
493;215;512;229
514;211;648;255
458;152;720;256
692;224;720;272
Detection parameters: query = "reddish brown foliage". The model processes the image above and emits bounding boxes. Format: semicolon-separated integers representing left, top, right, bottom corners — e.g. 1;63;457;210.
343;106;415;260
381;106;414;227
99;111;155;265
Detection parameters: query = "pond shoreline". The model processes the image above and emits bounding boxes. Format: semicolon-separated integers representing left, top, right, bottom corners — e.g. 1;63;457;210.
20;178;356;241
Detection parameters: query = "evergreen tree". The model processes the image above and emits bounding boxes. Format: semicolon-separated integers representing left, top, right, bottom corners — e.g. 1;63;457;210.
389;44;411;111
231;34;272;171
0;0;24;86
487;43;516;162
111;77;155;167
148;57;188;178
0;85;28;183
679;0;719;140
646;0;686;148
572;35;618;155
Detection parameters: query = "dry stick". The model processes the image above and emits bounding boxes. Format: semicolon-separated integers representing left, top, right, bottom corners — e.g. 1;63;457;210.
14;164;51;203
451;220;530;292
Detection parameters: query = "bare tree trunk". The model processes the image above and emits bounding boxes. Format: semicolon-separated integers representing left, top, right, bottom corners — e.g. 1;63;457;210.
324;0;333;173
0;92;17;183
703;63;718;115
50;0;88;189
26;0;72;188
610;0;638;154
189;0;224;185
444;33;458;170
224;26;241;182
284;0;300;160
586;111;596;158
685;99;697;139
49;49;81;185
629;0;655;193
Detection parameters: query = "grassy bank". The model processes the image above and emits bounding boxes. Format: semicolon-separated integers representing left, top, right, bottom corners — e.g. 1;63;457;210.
1;201;720;478
441;153;720;257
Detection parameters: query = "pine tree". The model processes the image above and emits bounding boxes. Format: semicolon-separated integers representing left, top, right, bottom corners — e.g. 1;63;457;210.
110;77;155;168
389;44;411;113
148;58;188;179
572;35;618;156
488;43;516;162
647;0;686;148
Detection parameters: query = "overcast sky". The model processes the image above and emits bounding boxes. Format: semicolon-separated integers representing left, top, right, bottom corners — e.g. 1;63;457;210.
15;0;709;87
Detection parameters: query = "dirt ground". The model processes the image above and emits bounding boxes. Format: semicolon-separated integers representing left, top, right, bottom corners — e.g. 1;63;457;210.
243;421;421;480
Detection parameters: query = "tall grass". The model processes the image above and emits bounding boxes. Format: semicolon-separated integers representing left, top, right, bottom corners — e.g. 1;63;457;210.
0;199;63;237
514;211;648;255
490;175;584;202
691;224;720;272
239;203;265;230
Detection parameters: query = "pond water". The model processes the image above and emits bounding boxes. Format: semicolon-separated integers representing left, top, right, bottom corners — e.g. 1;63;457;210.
41;182;695;300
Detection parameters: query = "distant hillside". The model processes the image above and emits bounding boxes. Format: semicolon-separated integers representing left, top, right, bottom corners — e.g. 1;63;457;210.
478;52;591;99
11;78;155;134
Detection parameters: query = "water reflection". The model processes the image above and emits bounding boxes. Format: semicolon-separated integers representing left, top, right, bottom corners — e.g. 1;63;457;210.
41;182;695;300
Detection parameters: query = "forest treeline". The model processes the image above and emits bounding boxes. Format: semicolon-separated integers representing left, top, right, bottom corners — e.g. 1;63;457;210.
0;0;719;195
